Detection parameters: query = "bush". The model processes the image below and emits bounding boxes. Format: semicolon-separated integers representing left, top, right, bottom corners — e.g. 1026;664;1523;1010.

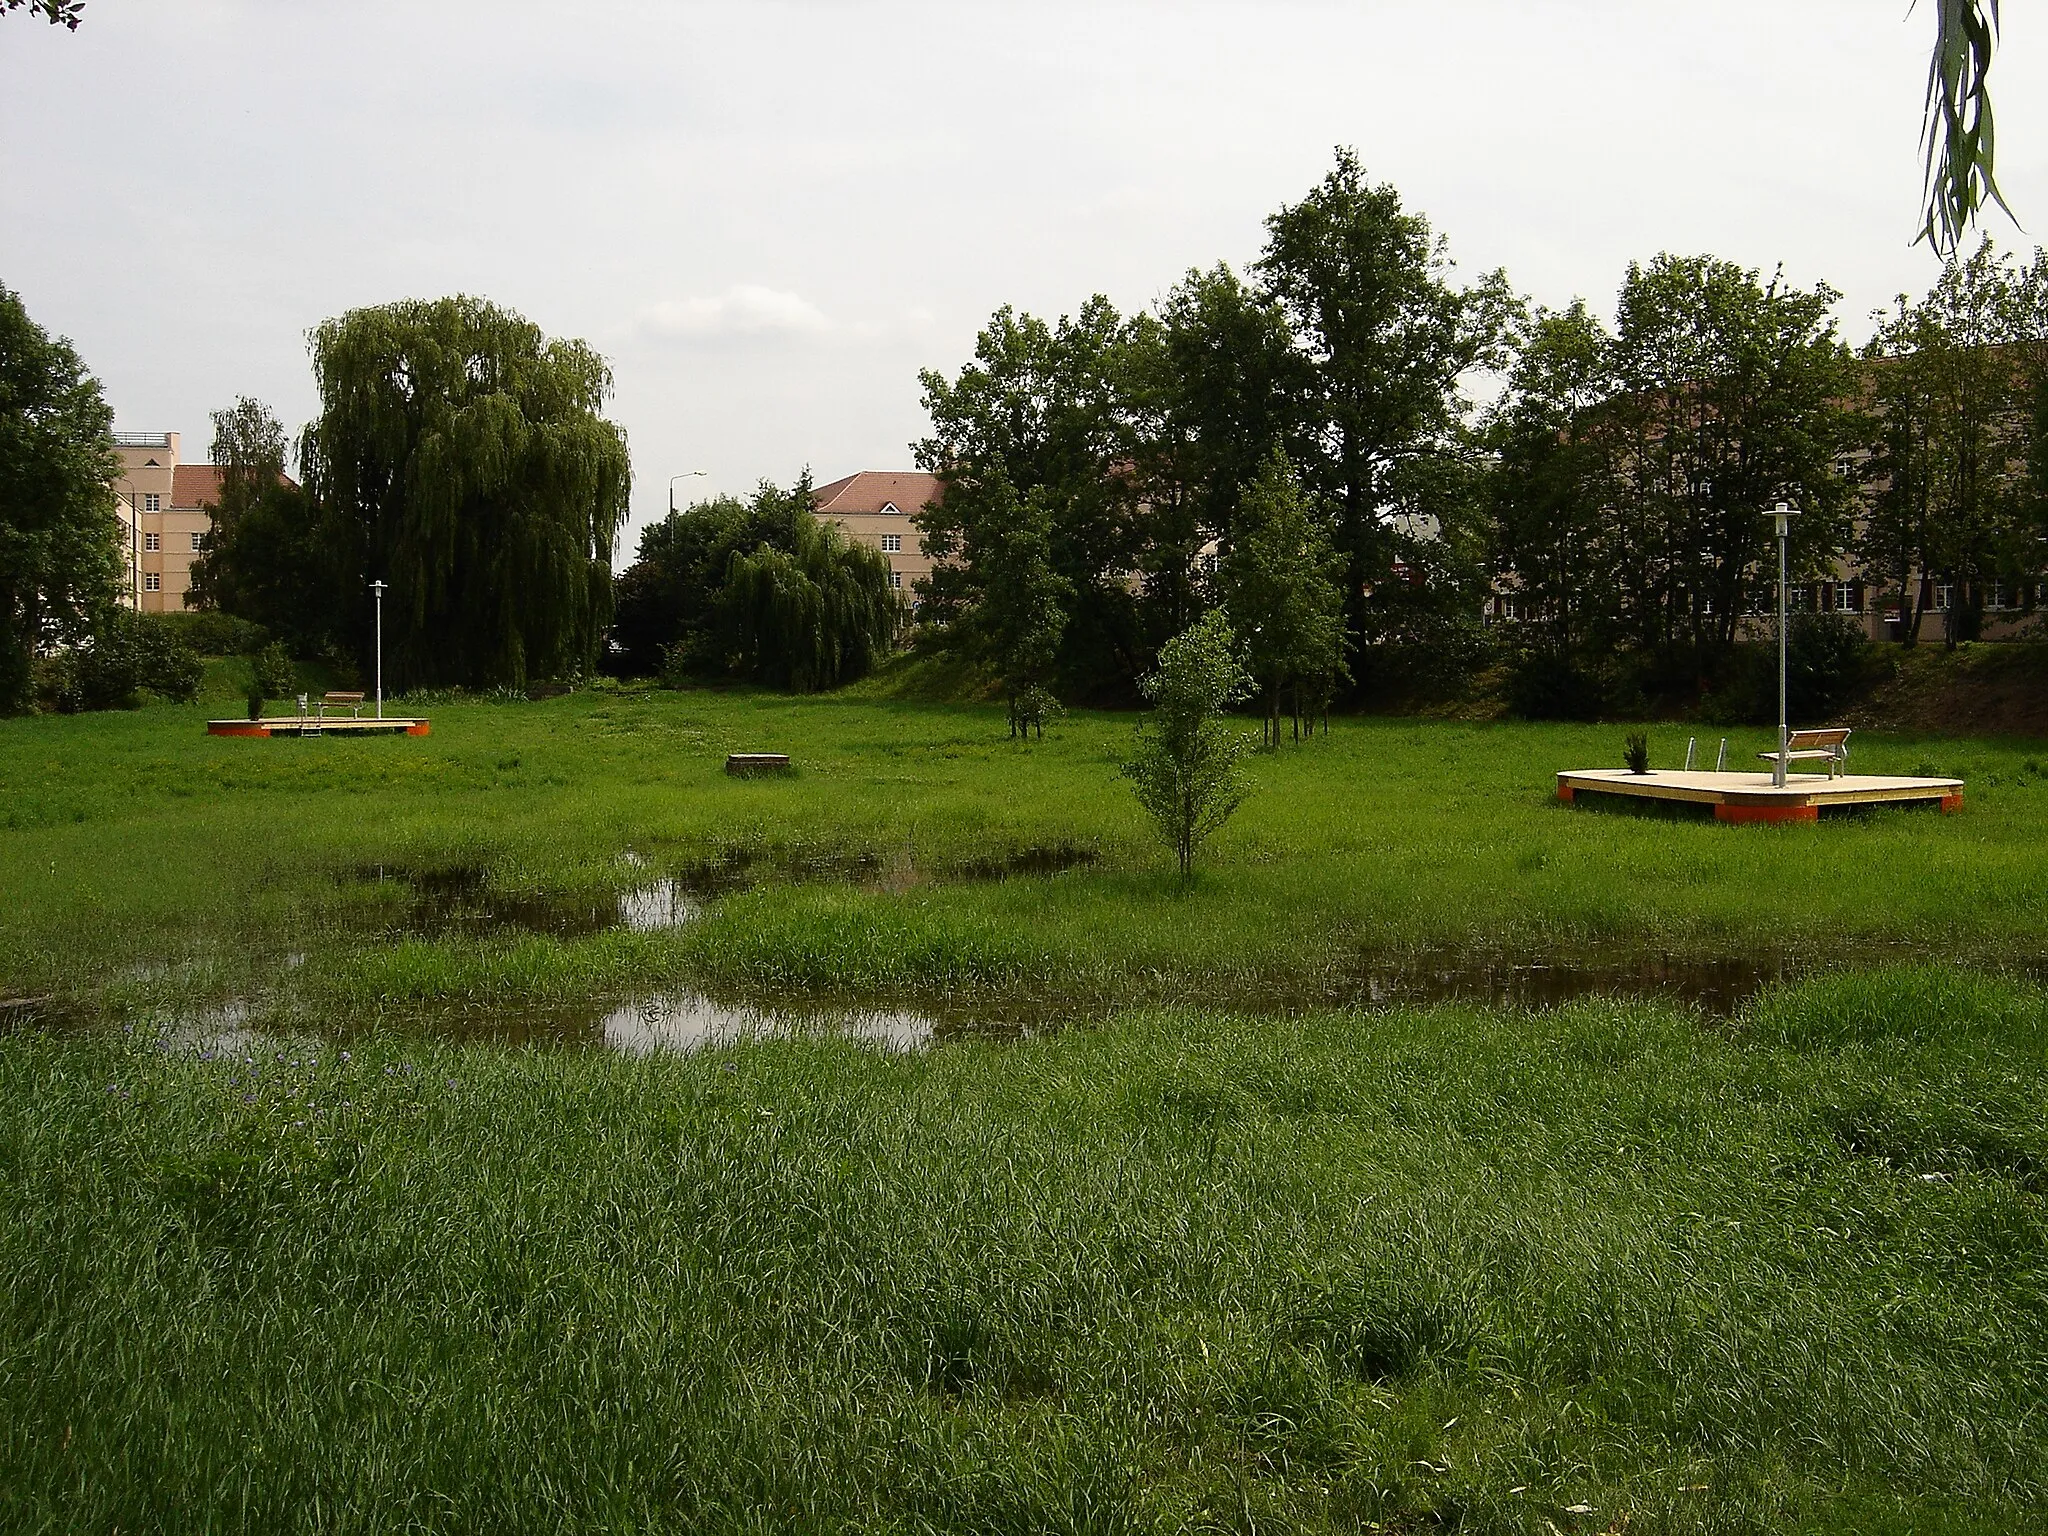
1787;613;1871;720
1702;618;1873;725
1354;617;1498;707
155;611;269;656
1505;649;1608;721
252;643;297;698
30;614;204;712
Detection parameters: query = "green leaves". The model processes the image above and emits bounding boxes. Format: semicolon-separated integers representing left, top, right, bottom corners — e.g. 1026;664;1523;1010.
298;296;631;689
1122;610;1255;878
1920;1;2012;257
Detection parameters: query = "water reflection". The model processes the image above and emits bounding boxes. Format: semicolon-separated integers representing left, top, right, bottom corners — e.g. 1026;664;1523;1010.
599;993;936;1054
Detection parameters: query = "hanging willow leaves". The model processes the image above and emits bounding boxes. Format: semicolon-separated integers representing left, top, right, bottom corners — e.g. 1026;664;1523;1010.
1920;0;2013;255
299;296;631;689
716;512;902;691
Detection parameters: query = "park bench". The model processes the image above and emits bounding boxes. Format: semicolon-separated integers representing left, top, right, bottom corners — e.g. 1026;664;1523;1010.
1758;727;1851;778
318;691;366;720
725;753;791;776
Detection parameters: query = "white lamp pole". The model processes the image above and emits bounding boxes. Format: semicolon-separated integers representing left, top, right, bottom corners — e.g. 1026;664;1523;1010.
668;470;706;513
370;579;387;719
1765;502;1798;787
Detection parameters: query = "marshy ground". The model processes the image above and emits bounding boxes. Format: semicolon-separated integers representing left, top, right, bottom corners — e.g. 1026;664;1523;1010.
1;690;2043;1532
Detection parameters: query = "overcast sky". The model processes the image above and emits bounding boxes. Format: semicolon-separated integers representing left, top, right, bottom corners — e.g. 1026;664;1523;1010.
5;1;2045;552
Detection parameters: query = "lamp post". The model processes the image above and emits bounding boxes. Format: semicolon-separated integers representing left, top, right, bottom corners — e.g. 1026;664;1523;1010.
370;580;387;719
1764;501;1799;787
668;471;706;513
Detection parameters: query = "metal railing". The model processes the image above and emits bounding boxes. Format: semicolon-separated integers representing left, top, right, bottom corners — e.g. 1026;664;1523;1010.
112;432;172;448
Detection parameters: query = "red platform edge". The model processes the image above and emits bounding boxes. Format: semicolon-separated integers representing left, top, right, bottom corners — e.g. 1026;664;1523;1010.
1713;802;1818;824
208;723;271;737
1557;785;1574;803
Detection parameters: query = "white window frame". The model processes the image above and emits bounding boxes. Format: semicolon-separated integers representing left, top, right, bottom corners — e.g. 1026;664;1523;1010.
191;531;207;552
144;573;161;592
881;533;901;552
888;571;903;590
143;492;160;512
144;532;160;551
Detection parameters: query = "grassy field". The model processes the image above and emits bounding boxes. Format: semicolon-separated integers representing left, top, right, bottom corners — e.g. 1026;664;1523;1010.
0;687;2043;1021
2;969;2044;1533
2;689;2045;1532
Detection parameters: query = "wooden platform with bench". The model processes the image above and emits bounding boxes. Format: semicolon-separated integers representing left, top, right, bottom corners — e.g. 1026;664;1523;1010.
1556;767;1962;822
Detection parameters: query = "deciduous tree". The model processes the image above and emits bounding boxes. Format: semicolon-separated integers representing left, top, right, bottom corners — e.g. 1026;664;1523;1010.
1122;609;1254;879
299;296;630;689
0;282;118;714
1220;450;1347;745
716;506;900;692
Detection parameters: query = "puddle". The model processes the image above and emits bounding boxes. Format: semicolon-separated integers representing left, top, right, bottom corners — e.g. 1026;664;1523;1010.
342;845;1103;940
598;993;941;1054
615;878;701;933
346;865;701;938
1334;952;1777;1017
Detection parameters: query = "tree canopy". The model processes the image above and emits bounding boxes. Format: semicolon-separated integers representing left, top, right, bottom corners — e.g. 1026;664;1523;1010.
0;281;118;714
187;397;339;652
715;504;901;692
299;296;631;689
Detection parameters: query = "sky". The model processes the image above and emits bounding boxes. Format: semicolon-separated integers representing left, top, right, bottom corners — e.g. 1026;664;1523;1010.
5;1;2045;554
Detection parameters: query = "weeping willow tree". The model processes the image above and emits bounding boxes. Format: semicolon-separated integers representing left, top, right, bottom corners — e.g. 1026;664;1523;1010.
1921;1;2010;255
299;296;630;689
716;513;902;691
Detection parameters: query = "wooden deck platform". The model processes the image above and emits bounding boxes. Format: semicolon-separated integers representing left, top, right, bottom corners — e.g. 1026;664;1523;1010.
1557;768;1962;822
207;716;430;738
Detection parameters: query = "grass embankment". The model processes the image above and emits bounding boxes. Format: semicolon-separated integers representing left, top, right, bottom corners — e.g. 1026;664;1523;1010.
1;690;2043;1017
2;967;2042;1534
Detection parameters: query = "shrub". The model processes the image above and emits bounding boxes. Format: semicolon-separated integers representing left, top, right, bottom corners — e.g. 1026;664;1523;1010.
252;643;297;698
1623;731;1650;773
155;611;269;656
1505;649;1607;721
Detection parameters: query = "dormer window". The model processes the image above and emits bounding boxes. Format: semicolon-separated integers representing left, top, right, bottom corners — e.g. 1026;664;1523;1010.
880;502;901;515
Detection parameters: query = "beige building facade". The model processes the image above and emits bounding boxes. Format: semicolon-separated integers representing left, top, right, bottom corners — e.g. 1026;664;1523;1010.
111;432;222;613
812;471;942;600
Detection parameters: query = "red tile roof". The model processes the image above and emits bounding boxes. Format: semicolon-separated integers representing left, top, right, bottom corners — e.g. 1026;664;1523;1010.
169;463;298;509
170;464;224;509
812;470;942;517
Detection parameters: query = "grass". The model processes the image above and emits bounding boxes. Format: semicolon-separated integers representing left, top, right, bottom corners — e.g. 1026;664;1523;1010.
1;689;2044;1017
4;690;2045;1529
2;968;2042;1533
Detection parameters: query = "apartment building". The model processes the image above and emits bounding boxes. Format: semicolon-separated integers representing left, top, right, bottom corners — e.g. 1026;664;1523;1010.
111;432;222;612
811;471;941;598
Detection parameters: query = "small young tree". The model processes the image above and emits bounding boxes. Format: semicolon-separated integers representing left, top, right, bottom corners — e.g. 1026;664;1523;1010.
1220;448;1349;745
969;473;1071;739
1122;609;1254;878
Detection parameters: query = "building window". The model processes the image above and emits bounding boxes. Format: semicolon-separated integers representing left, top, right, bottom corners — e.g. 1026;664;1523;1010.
889;571;903;590
144;493;160;512
144;532;160;551
881;534;901;552
1933;583;1952;612
144;573;160;592
191;531;208;552
1837;582;1863;614
1985;580;2008;611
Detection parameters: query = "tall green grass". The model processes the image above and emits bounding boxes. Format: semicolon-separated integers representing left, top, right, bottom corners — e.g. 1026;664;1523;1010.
1;971;2042;1532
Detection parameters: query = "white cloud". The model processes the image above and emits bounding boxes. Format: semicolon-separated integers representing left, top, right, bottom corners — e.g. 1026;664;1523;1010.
639;286;834;341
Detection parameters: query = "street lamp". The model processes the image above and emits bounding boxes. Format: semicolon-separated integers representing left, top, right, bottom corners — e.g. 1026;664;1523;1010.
369;579;388;719
1764;501;1799;787
669;471;707;513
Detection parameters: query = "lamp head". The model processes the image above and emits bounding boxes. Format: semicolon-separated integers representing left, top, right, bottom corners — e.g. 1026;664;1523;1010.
1764;500;1799;538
